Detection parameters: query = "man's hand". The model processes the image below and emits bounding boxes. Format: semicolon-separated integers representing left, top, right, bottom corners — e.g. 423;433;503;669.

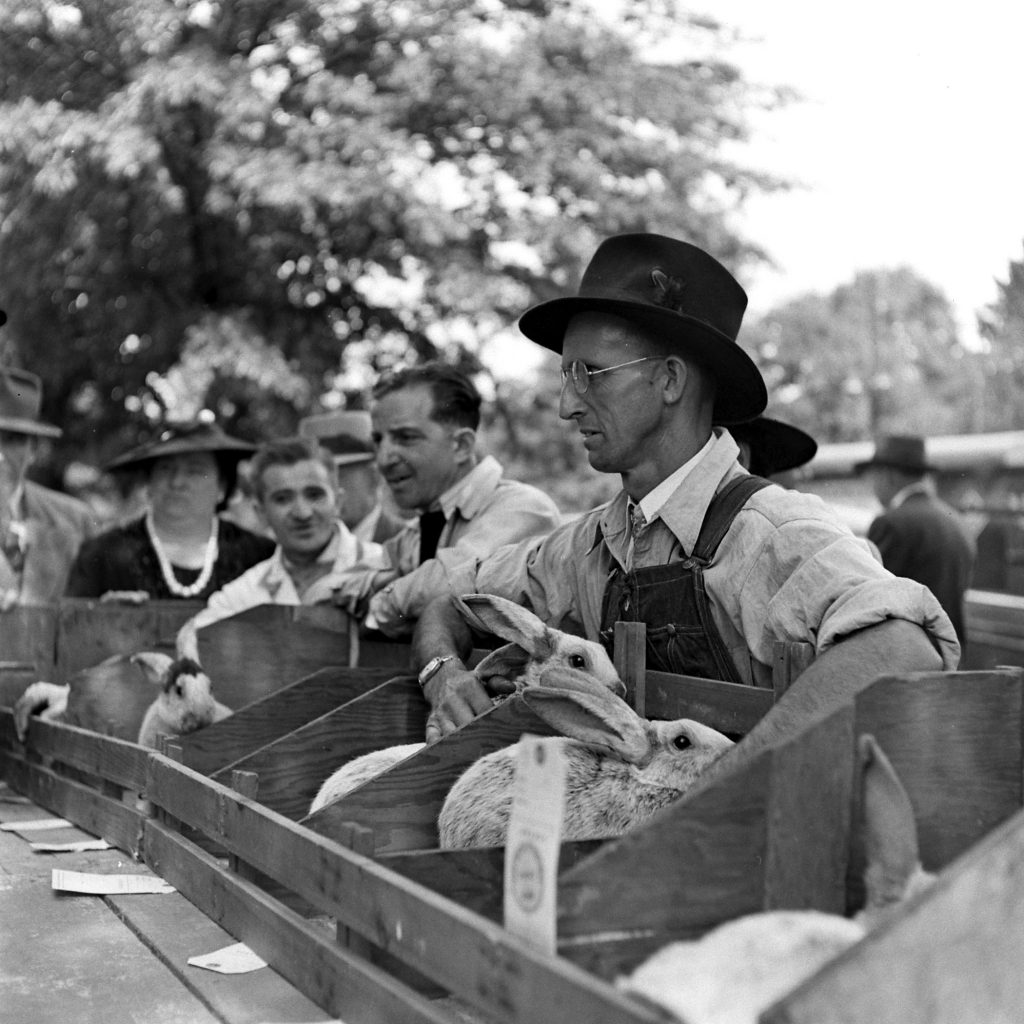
13;681;70;741
0;588;19;612
423;664;493;743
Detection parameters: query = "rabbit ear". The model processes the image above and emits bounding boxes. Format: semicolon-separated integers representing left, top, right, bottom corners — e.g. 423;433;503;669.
454;594;554;658
130;652;174;687
473;643;531;683
522;687;651;763
857;734;924;912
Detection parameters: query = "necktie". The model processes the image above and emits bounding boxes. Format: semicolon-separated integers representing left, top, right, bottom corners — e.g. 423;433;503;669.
418;508;447;564
626;503;646;569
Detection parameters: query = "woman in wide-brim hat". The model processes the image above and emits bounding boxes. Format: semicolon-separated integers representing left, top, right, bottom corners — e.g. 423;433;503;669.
66;419;275;602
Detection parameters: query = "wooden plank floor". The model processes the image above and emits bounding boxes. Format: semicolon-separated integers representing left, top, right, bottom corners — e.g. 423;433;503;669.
0;780;335;1024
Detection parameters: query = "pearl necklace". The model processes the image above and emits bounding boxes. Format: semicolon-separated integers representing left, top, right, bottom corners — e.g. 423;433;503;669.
144;511;219;599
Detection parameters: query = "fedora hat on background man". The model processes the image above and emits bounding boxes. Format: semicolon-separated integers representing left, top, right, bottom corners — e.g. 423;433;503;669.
517;233;767;424
106;419;257;472
0;367;62;439
299;411;376;466
854;434;934;475
728;415;818;478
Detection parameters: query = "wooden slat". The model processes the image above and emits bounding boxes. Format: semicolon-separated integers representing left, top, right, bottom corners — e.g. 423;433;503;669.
763;806;1024;1024
142;758;664;1024
211;676;428;820
196;604;351;707
378;841;605;923
2;753;145;855
853;670;1023;873
0;604;58;677
304;695;560;853
0;710;150;790
642;670;774;735
56;599;202;681
144;821;458;1024
179;665;399;775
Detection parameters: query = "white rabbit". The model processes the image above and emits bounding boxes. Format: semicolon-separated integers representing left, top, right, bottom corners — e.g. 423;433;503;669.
454;593;624;698
307;594;627;814
616;735;934;1024
136;653;232;749
437;684;734;849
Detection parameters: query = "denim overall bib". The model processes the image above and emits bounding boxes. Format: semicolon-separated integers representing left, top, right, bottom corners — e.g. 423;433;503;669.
599;475;771;683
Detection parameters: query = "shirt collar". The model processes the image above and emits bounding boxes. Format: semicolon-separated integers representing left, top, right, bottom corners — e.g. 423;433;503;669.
436;455;503;521
596;430;741;558
636;434;717;524
261;519;353;593
889;480;932;509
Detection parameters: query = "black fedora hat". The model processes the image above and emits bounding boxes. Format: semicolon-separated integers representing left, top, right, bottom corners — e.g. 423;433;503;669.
729;416;818;478
106;419;257;472
518;233;767;424
854;434;934;475
0;367;62;439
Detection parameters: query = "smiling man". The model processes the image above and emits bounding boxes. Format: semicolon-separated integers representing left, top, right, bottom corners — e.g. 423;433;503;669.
329;362;561;637
176;436;382;660
410;233;960;750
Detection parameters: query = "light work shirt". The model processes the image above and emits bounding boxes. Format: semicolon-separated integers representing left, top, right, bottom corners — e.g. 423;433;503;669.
333;455;562;637
445;431;960;686
177;521;382;659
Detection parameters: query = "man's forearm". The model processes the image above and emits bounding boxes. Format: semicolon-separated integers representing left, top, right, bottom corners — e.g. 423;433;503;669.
722;618;945;767
411;594;475;669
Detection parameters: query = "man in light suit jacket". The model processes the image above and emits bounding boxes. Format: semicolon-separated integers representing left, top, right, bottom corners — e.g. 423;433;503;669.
857;434;975;650
0;363;97;608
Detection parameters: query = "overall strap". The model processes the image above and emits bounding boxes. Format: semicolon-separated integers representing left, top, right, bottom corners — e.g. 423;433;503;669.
692;474;772;563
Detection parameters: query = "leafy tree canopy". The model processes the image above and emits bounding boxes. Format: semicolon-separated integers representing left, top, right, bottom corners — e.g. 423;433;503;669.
0;0;787;480
745;266;982;442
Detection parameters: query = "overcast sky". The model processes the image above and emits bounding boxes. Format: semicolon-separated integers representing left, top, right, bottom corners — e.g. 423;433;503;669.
704;0;1024;347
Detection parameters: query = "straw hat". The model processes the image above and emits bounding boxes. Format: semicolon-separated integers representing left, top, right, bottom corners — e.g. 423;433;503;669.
298;411;376;466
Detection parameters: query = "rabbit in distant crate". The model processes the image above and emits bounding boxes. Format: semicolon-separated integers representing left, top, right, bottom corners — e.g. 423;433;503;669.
616;734;935;1024
136;653;232;748
436;684;734;848
307;593;626;813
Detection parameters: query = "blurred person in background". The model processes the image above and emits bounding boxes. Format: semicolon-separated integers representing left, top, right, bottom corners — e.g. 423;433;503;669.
65;419;275;603
298;410;406;543
856;434;975;647
729;415;817;481
0;356;98;609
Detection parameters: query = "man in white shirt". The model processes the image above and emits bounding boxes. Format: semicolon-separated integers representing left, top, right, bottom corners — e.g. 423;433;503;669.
176;436;383;660
329;362;562;638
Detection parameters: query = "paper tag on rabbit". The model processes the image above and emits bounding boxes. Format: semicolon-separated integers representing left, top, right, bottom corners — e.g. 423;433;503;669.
503;735;567;954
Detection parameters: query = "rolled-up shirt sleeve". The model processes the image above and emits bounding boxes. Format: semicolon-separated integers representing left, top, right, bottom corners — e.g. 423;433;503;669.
722;506;961;671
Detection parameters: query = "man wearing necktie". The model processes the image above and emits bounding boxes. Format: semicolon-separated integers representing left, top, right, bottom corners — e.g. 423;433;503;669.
330;363;561;637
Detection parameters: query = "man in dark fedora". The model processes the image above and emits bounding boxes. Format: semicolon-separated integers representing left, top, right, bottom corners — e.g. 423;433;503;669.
856;434;975;646
409;233;959;756
729;415;818;480
0;365;97;608
298;410;405;544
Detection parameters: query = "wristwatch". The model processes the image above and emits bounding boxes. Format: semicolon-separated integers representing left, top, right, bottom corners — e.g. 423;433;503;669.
418;655;455;689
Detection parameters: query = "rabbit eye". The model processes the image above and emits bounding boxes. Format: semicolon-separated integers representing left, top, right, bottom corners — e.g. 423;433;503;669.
568;654;587;669
672;733;692;751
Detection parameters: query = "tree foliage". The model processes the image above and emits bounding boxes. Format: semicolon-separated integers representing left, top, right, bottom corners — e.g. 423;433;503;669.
976;243;1024;429
0;0;787;480
745;267;980;442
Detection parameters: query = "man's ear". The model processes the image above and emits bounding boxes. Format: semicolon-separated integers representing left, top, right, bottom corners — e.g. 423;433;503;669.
660;354;689;405
451;427;477;463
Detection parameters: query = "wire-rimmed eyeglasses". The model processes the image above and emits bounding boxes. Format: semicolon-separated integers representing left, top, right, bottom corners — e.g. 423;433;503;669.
560;357;658;395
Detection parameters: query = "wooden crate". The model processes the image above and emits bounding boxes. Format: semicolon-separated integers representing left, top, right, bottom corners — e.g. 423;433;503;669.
5;665;1023;1023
